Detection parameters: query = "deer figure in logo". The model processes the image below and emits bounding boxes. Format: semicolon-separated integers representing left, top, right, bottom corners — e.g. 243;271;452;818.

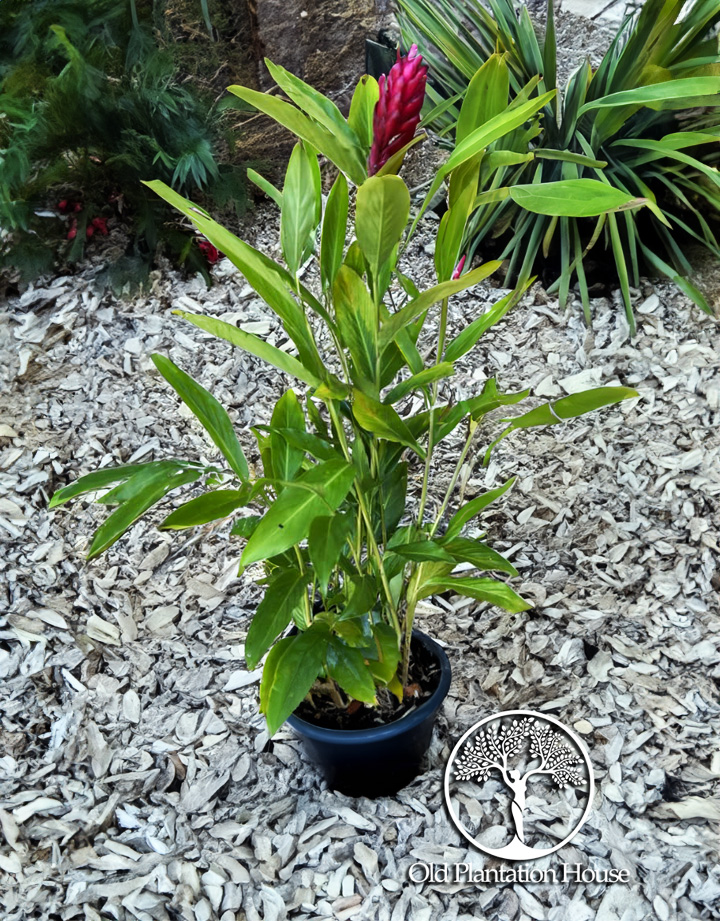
454;717;584;848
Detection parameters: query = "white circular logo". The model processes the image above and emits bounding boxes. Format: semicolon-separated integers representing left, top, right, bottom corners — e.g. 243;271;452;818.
444;710;594;861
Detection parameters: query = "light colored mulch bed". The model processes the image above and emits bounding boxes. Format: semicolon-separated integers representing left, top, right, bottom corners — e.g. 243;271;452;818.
1;203;719;920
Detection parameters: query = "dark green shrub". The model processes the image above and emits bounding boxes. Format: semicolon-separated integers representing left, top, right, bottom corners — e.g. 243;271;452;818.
397;0;720;330
0;0;249;288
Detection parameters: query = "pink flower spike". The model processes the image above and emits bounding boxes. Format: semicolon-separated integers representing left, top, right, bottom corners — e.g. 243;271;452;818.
452;255;467;280
367;44;428;176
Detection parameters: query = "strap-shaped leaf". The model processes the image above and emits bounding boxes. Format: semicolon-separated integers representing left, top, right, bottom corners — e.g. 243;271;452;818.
144;180;324;376
444;477;516;542
49;463;164;508
281;142;321;275
383;362;454;404
441;537;518;576
152;354;249;481
175;311;322;388
87;462;204;559
578;76;720;114
265;59;362;152
484;386;639;462
246;569;309;669
509;179;644;217
160;488;251;530
348;74;380;150
355;176;410;292
240;459;356;567
418;575;530;611
226;84;366;185
380;261;501;349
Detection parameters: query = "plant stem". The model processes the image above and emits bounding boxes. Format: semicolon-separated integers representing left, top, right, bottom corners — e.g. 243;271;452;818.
294;544;312;628
429;420;478;538
326;400;399;634
416;297;449;526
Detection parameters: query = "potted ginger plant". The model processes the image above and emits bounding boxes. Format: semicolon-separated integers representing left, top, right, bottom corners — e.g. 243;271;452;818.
51;47;638;796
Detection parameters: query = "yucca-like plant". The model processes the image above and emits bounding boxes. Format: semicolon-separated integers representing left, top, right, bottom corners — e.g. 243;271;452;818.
397;0;720;330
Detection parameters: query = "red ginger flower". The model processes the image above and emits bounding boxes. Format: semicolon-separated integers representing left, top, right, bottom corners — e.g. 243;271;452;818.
198;239;222;265
367;44;428;176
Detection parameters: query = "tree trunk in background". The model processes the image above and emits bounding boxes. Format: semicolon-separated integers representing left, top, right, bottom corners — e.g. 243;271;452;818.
253;0;389;109
238;0;390;178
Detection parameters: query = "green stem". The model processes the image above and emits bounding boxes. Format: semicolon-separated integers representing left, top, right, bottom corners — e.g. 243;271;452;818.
416;297;449;526
294;544;312;628
326;401;399;634
429;420;478;538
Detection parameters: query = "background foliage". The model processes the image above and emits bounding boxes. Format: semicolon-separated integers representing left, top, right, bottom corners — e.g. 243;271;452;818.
397;0;720;329
0;0;253;288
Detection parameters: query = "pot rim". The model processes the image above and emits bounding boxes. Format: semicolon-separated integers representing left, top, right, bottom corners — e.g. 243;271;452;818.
286;628;451;743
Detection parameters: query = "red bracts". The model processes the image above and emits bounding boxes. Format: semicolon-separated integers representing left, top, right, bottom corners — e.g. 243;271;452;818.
367;44;428;176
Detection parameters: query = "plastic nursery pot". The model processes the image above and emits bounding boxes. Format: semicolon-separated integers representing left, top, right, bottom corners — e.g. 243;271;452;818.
286;630;452;798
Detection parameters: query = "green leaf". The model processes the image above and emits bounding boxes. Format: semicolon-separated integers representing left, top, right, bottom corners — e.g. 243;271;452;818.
240;459;356;567
348;74;380;150
443;477;516;542
152;354;249;481
435;155;480;281
380;261;501;349
367;622;400;684
175;311;323;388
352;390;425;459
246;569;309;669
309;513;353;594
393;541;456;563
338;574;379;620
355;176;410;291
327;637;377;704
381;459;408;537
456;53;510;143
265;59;362;151
87;462;204;559
270;390;306;485
159;488;250;530
418;575;531;612
333;265;378;388
281;142;321;275
442;537;518;576
320;172;349;292
509;180;645;218
144;181;323;376
267;428;339;462
485;387;639;462
247;168;283;207
383;362;455;404
226;84;366;185
578;76;720;114
49;463;163;509
230;515;262;538
260;626;330;734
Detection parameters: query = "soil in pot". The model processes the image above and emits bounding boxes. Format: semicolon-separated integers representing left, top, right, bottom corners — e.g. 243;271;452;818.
294;631;442;730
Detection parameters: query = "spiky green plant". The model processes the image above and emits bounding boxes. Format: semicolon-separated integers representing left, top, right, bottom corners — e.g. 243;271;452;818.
396;0;720;330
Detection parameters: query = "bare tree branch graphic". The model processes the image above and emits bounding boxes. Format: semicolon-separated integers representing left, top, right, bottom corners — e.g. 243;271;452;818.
454;717;584;845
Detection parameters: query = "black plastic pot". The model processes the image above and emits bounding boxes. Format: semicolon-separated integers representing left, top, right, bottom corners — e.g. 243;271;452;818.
286;630;451;798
